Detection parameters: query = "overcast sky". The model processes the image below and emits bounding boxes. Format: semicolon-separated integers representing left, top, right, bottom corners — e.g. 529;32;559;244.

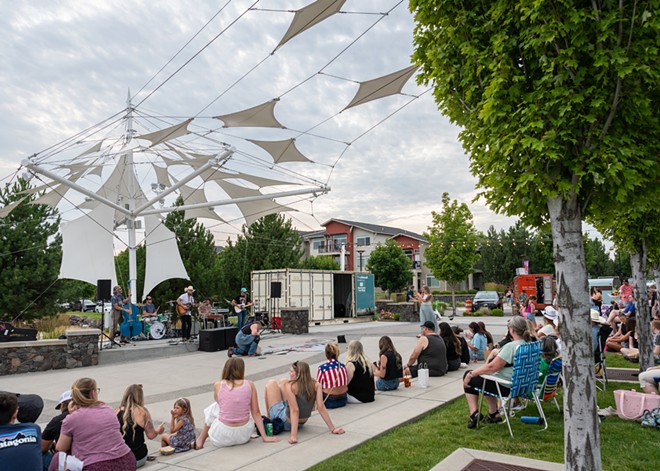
1;0;526;244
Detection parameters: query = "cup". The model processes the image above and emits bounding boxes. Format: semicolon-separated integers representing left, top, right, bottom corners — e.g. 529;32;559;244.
403;375;411;388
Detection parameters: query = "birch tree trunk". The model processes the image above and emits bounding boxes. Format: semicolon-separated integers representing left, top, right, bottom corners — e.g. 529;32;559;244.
548;194;602;471
630;249;652;371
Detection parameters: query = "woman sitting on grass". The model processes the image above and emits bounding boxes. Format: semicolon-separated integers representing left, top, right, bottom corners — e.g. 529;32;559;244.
462;316;533;428
606;317;637;353
345;340;375;403
264;361;345;444
196;357;278;449
373;336;404;391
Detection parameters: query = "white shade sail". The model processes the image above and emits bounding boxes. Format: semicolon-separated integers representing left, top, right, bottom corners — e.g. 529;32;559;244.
276;0;346;50
28;184;67;209
136;119;193;146
142;214;189;299
0;197;28;218
343;65;419;110
218;180;293;226
214;100;284;128
76;141;103;157
59;204;117;287
247;138;311;163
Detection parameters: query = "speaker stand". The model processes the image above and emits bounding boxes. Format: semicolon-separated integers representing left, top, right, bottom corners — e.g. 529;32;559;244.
99;301;122;350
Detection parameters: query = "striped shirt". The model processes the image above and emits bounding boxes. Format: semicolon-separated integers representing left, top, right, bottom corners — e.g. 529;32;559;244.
317;359;348;389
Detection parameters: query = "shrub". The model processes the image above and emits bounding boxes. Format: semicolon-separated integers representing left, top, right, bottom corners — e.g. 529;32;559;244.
489;308;504;317
462;310;480;317
394;313;400;321
478;306;491;316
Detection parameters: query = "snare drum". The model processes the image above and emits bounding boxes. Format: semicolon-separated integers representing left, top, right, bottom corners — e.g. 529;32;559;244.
149;321;166;340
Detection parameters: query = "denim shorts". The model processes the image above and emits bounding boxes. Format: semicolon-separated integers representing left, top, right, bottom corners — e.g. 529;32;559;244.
268;401;292;431
376;378;399;391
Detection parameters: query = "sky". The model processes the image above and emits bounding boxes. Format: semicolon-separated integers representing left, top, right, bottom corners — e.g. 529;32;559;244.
0;0;525;245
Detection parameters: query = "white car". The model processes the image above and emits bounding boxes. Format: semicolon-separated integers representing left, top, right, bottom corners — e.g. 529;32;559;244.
95;303;113;314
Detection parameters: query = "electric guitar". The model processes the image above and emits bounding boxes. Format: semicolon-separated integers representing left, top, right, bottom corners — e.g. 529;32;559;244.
233;301;252;313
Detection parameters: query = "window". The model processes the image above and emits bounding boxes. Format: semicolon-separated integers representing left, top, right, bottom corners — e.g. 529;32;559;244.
312;240;324;251
330;235;347;251
356;236;370;247
426;275;441;288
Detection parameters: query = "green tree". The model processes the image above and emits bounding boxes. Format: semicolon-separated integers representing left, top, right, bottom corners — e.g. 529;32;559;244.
218;214;303;301
0;178;62;321
424;193;480;312
411;2;659;468
365;240;411;295
584;235;611;278
610;251;631;280
301;255;340;271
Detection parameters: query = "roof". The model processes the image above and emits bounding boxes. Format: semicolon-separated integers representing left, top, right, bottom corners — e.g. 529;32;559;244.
321;218;427;243
298;229;325;239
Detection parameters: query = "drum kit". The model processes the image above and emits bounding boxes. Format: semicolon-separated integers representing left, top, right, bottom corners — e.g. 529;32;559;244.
141;312;175;340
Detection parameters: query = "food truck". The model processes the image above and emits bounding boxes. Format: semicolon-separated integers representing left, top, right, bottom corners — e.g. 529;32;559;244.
513;273;555;309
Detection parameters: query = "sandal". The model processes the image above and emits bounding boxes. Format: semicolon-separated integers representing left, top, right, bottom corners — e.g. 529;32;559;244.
147;456;156;462
482;411;503;424
467;411;483;429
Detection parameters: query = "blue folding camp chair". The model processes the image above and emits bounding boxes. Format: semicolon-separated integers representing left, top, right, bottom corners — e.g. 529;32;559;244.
537;356;563;413
476;340;544;437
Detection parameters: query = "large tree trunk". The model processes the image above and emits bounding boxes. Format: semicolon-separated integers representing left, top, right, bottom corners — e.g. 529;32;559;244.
548;194;602;471
630;248;653;371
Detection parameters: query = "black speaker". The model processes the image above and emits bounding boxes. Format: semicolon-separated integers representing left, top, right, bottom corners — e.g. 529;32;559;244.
223;326;238;348
199;329;227;352
96;279;112;301
271;281;282;299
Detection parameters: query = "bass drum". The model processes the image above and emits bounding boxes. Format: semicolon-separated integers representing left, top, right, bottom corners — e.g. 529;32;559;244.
149;321;166;340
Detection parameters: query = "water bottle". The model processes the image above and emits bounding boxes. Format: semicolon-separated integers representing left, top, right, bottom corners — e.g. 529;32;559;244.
520;416;544;425
39;332;44;341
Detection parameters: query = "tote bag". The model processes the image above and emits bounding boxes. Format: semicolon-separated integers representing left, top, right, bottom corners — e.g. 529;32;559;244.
614;389;660;420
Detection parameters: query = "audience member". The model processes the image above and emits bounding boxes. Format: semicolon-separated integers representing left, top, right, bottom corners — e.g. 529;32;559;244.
477;321;495;353
196;357;277;449
264;361;345;445
161;398;195;453
452;326;471;365
0;391;42;471
345;340;375;403
606;317;637;353
51;377;134;471
523;295;538;330
405;321;448;378
373;336;403;391
439;322;462;371
462;316;533;428
467;322;487;362
619;279;633;303
316;343;348;409
116;384;164;467
41;390;71;470
537;306;559;338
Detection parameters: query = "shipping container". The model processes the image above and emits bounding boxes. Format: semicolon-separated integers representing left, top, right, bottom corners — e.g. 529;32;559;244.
251;269;375;323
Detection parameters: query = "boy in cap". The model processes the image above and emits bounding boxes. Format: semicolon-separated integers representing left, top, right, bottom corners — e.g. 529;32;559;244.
41;390;72;468
0;391;42;471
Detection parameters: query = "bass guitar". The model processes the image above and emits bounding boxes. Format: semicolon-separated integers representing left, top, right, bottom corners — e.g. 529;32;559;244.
120;293;142;339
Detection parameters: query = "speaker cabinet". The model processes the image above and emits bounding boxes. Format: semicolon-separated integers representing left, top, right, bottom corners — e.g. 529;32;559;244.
96;279;112;301
199;329;227;352
223;326;238;348
271;281;282;298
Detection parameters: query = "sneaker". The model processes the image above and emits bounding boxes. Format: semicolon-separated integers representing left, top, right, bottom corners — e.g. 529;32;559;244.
511;402;527;413
227;347;234;358
482;412;503;424
467;412;483;429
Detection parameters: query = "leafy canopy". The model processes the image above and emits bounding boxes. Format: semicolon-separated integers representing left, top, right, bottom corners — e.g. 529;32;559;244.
424;193;480;287
365;240;411;293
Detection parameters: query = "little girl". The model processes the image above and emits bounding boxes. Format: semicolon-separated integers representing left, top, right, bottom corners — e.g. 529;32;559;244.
467;322;487;362
161;398;196;453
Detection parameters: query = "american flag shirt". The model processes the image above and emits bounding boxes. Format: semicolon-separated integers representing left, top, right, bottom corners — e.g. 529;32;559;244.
317;359;348;389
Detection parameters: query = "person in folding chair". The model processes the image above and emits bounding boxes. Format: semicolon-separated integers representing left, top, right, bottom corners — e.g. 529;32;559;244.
462;316;533;429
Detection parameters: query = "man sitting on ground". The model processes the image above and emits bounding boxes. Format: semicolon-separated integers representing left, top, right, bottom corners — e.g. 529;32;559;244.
0;391;42;471
405;321;448;378
41;390;72;470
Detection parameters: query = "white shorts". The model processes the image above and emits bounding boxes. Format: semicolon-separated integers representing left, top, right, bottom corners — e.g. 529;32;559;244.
203;402;254;447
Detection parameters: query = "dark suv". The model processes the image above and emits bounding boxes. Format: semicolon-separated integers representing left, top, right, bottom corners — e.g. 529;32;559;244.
471;291;500;312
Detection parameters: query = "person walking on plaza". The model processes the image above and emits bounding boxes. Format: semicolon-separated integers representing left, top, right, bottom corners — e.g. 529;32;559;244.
232;288;252;330
177;286;196;342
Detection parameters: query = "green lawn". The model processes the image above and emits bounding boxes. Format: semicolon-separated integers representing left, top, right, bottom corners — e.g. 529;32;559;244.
310;381;652;471
605;352;641;369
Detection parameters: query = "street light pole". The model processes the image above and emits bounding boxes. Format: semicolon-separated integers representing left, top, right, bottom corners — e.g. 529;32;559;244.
357;249;365;272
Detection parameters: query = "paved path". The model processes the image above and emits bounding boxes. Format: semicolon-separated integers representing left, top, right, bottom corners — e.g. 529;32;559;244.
4;317;510;470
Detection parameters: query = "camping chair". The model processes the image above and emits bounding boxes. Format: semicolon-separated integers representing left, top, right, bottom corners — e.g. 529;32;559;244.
476;340;544;438
537;356;563;413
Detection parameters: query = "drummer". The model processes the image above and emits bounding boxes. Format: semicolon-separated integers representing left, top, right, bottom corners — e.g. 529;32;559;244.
142;296;158;321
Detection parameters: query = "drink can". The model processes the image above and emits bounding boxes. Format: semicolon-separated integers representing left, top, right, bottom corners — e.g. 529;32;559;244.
265;423;273;436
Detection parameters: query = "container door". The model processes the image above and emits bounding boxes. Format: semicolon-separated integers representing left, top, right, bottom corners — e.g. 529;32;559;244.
355;273;375;316
311;272;333;321
542;276;554;307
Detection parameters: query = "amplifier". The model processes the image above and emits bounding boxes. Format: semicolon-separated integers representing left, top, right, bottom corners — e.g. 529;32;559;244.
199;328;228;352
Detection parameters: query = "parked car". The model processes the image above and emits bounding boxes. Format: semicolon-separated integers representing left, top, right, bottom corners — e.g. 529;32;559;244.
71;299;97;312
471;291;500;312
95;303;112;314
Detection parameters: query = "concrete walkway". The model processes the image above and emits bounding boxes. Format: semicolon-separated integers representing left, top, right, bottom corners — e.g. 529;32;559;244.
3;317;511;470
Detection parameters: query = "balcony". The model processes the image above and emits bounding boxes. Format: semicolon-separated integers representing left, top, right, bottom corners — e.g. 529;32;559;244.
316;242;347;254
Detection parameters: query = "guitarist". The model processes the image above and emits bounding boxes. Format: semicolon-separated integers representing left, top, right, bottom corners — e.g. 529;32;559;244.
177;286;196;342
111;286;131;344
232;288;252;330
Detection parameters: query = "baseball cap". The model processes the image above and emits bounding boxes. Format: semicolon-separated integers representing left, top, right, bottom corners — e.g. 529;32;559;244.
451;325;464;334
420;321;435;330
16;393;44;423
240;288;247;292
56;390;73;410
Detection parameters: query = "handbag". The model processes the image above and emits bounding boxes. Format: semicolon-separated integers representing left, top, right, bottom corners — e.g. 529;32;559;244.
418;363;429;389
614;390;660;420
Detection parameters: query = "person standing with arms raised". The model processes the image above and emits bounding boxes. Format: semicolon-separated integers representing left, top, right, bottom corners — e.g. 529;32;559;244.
232;288;252;330
177;286;195;342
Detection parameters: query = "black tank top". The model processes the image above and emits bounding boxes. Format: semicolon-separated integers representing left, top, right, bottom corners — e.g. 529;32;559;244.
383;351;403;380
241;322;254;335
418;334;448;376
347;361;375;403
117;411;147;461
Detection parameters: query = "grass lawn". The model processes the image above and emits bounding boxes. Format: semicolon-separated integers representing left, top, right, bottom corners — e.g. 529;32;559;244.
605;351;642;369
310;381;653;471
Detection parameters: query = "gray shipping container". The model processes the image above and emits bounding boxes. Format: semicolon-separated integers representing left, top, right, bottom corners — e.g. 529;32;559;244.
251;269;375;323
